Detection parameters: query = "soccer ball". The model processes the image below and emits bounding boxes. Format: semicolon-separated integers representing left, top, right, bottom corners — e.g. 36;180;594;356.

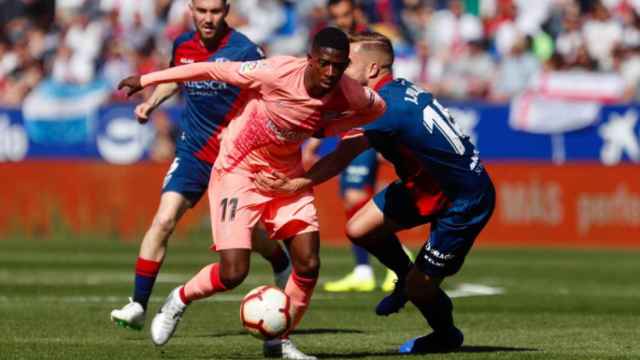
240;285;293;339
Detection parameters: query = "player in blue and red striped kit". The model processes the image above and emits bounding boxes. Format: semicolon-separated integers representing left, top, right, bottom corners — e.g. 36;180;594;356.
110;0;290;331
256;32;495;354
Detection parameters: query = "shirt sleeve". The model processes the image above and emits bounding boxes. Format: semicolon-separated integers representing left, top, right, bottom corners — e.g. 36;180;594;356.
141;58;276;91
322;80;386;137
240;44;265;62
363;110;397;134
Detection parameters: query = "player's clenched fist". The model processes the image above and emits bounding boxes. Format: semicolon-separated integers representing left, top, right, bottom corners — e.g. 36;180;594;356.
118;75;143;97
134;102;154;124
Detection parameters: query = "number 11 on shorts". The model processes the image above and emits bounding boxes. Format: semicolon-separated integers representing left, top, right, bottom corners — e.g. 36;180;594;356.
220;198;238;222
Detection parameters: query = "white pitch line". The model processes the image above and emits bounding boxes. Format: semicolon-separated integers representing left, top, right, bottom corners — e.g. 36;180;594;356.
0;293;340;304
0;283;503;304
447;283;504;298
0;271;271;286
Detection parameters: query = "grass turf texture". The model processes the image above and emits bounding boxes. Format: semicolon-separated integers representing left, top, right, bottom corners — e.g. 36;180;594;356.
0;237;638;360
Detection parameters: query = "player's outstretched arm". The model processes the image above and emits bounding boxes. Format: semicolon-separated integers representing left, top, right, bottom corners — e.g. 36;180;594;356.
141;60;270;89
255;136;370;195
306;135;370;184
134;83;179;124
323;86;386;137
119;61;261;97
118;75;144;97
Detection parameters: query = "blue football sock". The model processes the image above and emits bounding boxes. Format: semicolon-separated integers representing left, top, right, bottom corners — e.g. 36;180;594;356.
133;274;157;310
418;288;454;333
352;244;370;265
132;257;160;310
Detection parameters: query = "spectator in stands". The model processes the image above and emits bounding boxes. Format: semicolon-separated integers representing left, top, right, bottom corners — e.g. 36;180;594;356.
6;0;640;106
64;9;104;64
491;34;540;101
619;5;640;50
0;38;16;81
435;39;496;100
52;44;94;84
426;0;483;58
484;0;517;48
100;40;134;91
612;45;640;101
555;8;585;66
582;0;622;70
399;0;432;45
569;44;599;70
124;12;154;53
226;0;286;47
0;35;43;106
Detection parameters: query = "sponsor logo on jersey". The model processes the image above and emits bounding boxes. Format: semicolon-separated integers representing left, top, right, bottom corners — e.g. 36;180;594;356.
266;119;308;142
239;60;266;73
184;80;228;91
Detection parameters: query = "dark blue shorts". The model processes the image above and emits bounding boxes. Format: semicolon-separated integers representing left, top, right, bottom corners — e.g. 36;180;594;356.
161;153;212;206
339;148;378;195
374;180;495;278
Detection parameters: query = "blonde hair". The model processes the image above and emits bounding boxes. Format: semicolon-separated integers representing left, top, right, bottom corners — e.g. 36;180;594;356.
349;31;394;67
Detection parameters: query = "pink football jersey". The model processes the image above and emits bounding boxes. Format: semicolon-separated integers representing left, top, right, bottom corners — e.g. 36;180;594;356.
141;55;386;177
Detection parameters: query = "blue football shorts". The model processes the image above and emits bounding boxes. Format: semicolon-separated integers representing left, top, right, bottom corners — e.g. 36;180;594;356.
374;180;495;278
161;152;213;206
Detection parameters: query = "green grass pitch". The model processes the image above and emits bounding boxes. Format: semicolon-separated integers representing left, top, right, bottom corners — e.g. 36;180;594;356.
0;237;638;359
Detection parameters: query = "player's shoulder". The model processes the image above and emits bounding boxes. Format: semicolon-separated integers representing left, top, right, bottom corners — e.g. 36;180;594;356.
261;55;304;70
337;74;368;96
228;29;257;49
227;29;265;59
384;78;434;103
173;31;197;48
340;73;362;86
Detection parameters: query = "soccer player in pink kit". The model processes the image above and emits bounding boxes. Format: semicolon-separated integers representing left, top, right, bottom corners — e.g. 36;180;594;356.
118;27;386;359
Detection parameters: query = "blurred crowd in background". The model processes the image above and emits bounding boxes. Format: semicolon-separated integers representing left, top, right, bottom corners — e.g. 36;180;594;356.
2;0;640;107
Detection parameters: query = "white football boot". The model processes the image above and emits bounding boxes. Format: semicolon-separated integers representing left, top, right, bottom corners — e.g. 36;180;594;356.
274;263;292;289
110;298;145;330
264;338;317;360
150;286;188;346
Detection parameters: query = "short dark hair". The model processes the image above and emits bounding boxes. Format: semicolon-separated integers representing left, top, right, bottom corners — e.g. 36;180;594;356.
190;0;228;5
349;31;394;65
328;0;355;7
312;27;350;53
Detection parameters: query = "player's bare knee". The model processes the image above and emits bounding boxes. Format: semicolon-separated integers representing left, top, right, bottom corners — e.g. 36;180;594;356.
151;213;177;235
293;255;320;278
219;265;249;289
345;222;366;246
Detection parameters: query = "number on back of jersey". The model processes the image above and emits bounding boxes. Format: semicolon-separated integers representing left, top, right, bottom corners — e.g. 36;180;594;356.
422;99;468;155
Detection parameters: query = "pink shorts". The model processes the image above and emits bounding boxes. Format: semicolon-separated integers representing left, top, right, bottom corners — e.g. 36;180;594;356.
208;169;319;251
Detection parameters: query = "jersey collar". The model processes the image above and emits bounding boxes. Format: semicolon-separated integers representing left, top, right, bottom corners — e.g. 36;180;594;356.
196;25;233;54
373;73;393;91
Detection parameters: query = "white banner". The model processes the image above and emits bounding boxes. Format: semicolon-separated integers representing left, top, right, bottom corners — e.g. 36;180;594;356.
510;71;626;134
